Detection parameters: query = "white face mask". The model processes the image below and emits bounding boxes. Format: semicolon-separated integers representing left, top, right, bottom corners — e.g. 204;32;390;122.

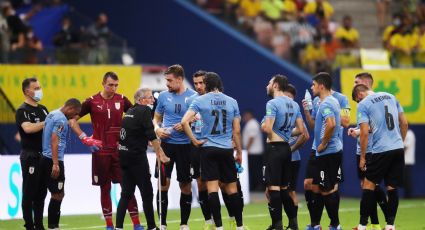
32;89;43;102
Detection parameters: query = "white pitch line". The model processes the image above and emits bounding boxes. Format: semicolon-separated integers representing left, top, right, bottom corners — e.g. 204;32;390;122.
61;203;425;230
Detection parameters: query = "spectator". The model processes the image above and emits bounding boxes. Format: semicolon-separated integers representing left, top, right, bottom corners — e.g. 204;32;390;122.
253;17;274;49
272;29;291;59
301;35;328;74
282;0;298;21
414;22;425;66
0;3;9;62
53;16;81;64
2;4;26;51
303;0;334;20
382;13;404;48
288;11;316;63
332;39;361;69
334;15;360;48
260;0;285;22
417;0;425;23
388;25;417;67
85;13;110;64
236;0;262;33
242;110;264;191
403;129;416;198
22;26;42;64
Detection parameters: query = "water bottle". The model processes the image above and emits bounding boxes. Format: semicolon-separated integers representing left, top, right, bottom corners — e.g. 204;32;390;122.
235;162;244;174
304;89;313;110
194;114;202;133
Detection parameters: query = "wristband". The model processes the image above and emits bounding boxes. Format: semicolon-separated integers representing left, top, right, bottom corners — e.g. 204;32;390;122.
78;132;87;140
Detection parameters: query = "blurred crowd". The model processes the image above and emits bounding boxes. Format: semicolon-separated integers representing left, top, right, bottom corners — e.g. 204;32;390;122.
195;0;361;74
383;0;425;68
0;0;116;64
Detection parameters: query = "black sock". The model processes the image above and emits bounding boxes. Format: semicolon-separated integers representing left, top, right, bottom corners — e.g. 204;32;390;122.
33;199;45;229
288;206;299;229
281;189;296;219
22;196;34;229
269;190;283;228
116;193;130;228
199;190;211;221
310;192;324;226
267;202;274;227
305;190;313;223
375;186;388;222
157;190;168;226
48;199;62;228
360;189;375;226
237;180;245;212
180;193;192;225
387;189;399;225
323;192;340;227
228;193;243;227
370;200;379;225
208;192;222;227
222;190;233;217
141;190;156;229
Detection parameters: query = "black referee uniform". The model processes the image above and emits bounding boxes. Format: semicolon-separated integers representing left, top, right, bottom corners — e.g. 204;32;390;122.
15;102;48;230
115;104;157;230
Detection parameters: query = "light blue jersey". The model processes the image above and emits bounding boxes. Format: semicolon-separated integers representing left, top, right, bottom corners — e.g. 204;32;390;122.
155;88;196;144
289;123;307;162
314;95;342;156
190;92;240;149
356;129;373;155
42;109;69;161
186;93;203;139
332;91;350;146
357;92;404;154
265;96;302;142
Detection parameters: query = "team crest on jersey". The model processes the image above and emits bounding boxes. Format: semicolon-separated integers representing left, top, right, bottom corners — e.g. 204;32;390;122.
29;167;34;174
58;182;64;190
115;102;120;110
57;125;64;133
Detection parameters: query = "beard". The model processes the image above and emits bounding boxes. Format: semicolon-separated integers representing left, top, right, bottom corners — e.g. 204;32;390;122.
267;88;274;98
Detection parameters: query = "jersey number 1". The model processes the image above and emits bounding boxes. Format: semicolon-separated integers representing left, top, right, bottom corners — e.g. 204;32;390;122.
211;109;227;134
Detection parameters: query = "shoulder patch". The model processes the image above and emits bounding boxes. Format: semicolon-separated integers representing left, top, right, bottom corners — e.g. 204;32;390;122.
323;108;331;115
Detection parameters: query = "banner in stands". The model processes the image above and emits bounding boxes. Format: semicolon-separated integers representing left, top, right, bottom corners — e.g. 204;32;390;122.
0;65;141;122
0;151;249;220
341;69;425;124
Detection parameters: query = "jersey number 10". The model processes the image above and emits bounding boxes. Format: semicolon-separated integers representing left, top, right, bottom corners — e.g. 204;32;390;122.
211;109;227;135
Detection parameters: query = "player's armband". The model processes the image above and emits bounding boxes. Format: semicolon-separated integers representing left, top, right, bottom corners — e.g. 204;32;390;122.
341;108;351;117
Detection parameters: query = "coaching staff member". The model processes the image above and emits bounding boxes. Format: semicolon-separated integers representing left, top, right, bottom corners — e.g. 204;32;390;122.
16;77;48;230
115;88;170;230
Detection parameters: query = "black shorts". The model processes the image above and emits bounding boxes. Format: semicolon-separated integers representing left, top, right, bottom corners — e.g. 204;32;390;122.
155;142;192;183
190;144;201;179
262;142;292;187
313;152;342;191
356;153;372;180
200;147;237;183
305;150;318;179
39;156;65;194
289;160;301;191
366;148;404;187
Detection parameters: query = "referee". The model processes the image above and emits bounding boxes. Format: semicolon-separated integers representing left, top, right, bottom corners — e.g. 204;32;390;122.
115;88;170;230
15;77;48;230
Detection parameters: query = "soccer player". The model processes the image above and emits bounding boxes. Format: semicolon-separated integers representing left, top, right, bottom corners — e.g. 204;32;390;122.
348;72;388;230
38;99;82;230
352;84;408;230
115;88;170;230
309;72;343;230
184;70;215;229
302;72;349;229
16;77;48;230
285;84;310;230
181;72;246;230
153;64;196;230
261;75;307;230
69;72;142;230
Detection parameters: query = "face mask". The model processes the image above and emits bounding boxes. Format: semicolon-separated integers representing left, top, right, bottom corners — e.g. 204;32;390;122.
32;89;43;102
147;104;154;110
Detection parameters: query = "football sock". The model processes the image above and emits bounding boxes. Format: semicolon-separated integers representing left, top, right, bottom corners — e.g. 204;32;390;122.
360;189;375;226
208;192;222;227
47;198;62;229
305;190;313;223
387;189;399;225
180;193;192;225
157;190;168;226
323;192;340;227
199;190;212;221
375;186;388;221
269;190;283;228
221;191;233;217
127;195;140;225
228;193;243;227
100;183;113;226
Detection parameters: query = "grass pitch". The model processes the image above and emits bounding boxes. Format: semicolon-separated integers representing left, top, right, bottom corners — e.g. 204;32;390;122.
2;198;425;229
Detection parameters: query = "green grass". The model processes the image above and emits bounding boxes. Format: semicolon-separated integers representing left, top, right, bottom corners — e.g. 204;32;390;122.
2;198;425;229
